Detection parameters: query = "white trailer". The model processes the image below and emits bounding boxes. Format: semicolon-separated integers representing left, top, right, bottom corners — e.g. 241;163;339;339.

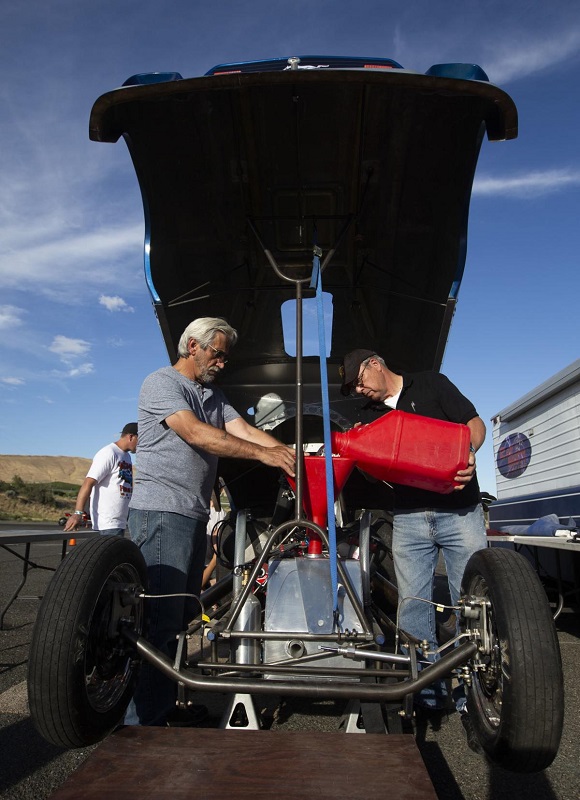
489;359;580;529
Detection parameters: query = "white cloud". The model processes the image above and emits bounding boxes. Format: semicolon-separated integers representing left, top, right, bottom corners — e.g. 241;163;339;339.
0;305;26;329
1;376;24;385
48;335;92;360
48;336;94;378
373;5;580;84
99;295;135;313
473;169;580;198
51;363;95;379
483;28;580;85
0;223;143;297
66;363;95;378
107;336;128;348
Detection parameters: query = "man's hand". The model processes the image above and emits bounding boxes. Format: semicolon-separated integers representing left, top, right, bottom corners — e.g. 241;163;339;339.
453;452;476;491
65;478;95;530
454;416;485;491
63;514;82;532
258;444;296;477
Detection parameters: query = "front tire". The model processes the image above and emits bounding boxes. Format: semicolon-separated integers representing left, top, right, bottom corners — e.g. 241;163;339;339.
462;548;563;772
28;536;147;748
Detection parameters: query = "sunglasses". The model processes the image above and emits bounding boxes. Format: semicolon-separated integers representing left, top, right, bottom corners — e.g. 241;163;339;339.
206;343;229;364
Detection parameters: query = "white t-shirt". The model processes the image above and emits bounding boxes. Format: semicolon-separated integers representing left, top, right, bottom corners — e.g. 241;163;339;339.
87;442;133;530
384;389;402;409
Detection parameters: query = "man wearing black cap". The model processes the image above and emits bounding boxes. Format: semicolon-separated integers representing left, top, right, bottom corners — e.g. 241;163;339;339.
64;422;138;536
340;350;486;715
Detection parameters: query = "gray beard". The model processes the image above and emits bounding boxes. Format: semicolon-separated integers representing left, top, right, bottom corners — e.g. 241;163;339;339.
199;367;219;383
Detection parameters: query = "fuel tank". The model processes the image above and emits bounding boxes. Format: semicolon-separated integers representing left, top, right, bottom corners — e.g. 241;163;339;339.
263;557;363;681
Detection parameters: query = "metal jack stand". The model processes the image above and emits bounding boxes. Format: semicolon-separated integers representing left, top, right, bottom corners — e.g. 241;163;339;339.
220;693;261;730
339;697;387;734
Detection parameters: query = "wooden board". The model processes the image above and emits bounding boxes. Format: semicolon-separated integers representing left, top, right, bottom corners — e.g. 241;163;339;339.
50;727;437;799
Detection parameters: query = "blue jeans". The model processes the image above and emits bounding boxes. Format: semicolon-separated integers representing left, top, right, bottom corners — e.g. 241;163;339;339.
125;509;207;726
392;504;486;710
98;528;125;536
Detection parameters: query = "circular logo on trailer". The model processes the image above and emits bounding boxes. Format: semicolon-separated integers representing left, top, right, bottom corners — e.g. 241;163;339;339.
496;432;532;479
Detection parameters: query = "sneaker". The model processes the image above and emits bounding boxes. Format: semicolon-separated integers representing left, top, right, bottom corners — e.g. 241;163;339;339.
460;711;484;755
166;704;209;727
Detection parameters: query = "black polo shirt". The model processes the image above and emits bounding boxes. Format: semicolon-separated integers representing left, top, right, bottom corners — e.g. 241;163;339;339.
392;371;481;510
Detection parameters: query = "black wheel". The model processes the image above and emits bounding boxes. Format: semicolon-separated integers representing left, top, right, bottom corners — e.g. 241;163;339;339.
28;536;147;748
461;548;564;772
57;516;67;527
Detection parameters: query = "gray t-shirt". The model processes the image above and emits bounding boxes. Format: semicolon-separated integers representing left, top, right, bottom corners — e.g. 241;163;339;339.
130;366;240;520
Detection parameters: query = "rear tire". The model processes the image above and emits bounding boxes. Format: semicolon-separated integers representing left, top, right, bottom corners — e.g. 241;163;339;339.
28;536;147;748
462;548;563;772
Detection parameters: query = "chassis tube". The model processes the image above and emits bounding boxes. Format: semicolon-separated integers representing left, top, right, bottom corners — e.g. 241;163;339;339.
197;663;410;679
122;627;477;702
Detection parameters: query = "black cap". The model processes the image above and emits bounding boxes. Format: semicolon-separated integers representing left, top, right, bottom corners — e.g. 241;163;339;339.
339;349;377;396
121;422;138;436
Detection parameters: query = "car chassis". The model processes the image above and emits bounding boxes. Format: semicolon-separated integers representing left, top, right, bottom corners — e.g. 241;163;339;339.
28;261;564;775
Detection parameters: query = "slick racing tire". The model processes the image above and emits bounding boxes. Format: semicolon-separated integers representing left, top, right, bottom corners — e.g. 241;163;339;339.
461;548;563;772
28;536;147;748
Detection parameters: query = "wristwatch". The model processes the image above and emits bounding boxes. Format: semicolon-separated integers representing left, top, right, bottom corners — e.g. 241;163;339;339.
74;510;84;516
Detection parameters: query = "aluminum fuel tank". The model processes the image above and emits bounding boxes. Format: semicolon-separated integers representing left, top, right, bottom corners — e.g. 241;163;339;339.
264;557;363;680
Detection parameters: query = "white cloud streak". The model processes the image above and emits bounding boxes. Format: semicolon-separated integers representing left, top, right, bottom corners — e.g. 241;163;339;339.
0;223;143;296
63;363;95;378
50;363;95;379
482;28;580;85
0;304;26;329
473;169;580;198
107;336;127;348
1;376;24;386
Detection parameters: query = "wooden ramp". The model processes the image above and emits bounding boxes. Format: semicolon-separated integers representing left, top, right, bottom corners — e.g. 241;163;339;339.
50;727;437;799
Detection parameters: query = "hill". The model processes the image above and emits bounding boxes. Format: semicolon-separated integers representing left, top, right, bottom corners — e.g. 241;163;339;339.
0;455;91;485
0;455;91;521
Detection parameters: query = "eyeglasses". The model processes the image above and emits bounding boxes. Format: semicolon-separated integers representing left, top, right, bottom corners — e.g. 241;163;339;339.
355;364;368;388
349;362;371;395
206;343;229;364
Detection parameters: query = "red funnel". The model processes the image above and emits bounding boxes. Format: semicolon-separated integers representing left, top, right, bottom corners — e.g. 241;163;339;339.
288;455;355;530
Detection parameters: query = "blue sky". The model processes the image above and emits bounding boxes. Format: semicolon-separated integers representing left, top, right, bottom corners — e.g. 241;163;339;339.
1;0;579;497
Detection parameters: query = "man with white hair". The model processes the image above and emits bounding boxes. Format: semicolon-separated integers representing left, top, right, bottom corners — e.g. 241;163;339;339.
126;317;295;727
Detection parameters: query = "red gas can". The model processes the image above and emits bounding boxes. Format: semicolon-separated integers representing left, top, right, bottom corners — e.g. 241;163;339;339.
331;410;470;494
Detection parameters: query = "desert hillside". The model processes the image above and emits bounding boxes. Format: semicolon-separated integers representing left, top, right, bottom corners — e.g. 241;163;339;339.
0;454;91;485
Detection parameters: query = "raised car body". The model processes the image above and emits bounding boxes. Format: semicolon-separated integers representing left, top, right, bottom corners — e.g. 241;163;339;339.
89;55;517;509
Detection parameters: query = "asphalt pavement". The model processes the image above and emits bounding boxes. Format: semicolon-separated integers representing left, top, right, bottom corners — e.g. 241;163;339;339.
1;522;579;799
